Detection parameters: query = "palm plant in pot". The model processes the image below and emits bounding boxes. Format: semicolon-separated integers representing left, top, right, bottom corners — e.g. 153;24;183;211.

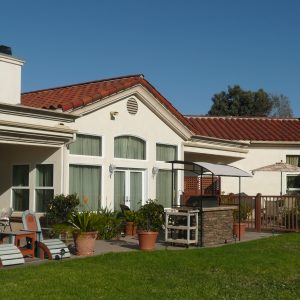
68;210;100;256
137;199;164;251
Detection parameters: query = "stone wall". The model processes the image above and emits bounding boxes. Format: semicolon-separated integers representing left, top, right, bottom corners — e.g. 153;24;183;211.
200;206;236;246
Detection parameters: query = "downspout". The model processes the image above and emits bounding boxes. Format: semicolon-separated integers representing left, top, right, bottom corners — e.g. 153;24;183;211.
62;133;77;194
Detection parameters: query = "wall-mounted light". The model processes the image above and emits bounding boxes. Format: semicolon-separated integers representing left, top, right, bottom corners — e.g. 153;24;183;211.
152;166;159;176
110;111;119;120
109;164;116;177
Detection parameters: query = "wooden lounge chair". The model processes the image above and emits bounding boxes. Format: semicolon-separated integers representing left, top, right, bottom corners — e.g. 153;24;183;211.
22;210;71;260
0;244;25;267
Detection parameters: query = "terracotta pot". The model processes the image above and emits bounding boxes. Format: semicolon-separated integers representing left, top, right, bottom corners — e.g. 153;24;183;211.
73;231;98;256
125;222;137;236
138;231;158;251
233;223;246;239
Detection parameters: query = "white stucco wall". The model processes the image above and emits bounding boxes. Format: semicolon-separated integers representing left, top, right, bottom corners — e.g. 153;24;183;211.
221;145;300;195
66;94;185;210
0;54;24;105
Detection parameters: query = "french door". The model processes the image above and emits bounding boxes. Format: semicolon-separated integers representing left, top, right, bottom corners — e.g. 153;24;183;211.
114;169;144;211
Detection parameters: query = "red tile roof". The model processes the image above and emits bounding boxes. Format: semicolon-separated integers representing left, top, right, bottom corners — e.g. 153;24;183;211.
186;116;300;142
21;75;300;142
21;74;193;131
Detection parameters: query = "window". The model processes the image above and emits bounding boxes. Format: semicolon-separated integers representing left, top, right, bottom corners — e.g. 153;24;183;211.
156;144;177;161
69;165;101;210
114;136;145;160
156;170;177;208
70;134;102;156
35;164;54;212
287;175;300;195
12;165;29;211
286;155;300;167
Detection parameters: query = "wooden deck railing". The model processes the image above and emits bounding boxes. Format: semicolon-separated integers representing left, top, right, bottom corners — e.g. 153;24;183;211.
220;194;300;232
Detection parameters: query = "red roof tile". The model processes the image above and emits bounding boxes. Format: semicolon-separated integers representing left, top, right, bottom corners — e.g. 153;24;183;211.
21;74;194;131
21;76;300;142
186;116;300;142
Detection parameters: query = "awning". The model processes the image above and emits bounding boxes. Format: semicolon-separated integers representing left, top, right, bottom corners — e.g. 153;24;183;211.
167;160;252;177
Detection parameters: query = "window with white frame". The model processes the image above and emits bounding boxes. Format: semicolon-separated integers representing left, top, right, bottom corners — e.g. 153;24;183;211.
35;164;54;212
12;165;29;211
114;136;146;160
287;175;300;195
69;134;102;156
286;155;300;167
156;143;177;161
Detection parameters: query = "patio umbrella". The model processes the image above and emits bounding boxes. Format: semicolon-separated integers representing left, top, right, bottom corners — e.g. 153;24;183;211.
252;161;300;195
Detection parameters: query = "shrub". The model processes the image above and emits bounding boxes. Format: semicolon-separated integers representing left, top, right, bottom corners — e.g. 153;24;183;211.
137;199;164;232
96;208;123;240
233;203;252;222
47;194;80;224
124;210;137;223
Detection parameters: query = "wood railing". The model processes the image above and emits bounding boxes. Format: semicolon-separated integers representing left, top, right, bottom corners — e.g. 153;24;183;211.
220;194;300;232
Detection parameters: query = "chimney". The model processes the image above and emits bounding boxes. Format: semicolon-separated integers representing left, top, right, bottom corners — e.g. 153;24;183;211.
0;45;25;105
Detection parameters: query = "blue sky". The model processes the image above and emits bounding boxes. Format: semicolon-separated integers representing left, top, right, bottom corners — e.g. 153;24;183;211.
1;0;299;116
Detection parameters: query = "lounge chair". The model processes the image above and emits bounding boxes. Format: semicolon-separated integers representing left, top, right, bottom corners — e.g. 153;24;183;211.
0;208;13;232
22;210;71;260
0;244;24;267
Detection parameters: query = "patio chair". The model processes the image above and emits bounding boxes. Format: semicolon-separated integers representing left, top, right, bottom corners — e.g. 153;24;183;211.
22;210;71;260
0;244;25;267
0;207;13;232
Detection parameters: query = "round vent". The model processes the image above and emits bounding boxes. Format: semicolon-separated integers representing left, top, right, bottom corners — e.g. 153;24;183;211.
127;98;138;115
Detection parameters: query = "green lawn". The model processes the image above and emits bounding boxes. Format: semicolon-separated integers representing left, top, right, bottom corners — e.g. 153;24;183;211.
0;233;299;300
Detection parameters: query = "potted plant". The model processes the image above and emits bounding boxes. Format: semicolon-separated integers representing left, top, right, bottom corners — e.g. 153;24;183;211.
233;203;251;239
68;210;100;256
124;210;138;236
137;199;164;251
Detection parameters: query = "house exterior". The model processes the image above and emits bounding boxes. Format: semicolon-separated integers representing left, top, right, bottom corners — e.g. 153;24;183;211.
1;48;300;215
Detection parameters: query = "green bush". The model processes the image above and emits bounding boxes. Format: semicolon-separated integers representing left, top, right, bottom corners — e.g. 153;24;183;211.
96;208;123;240
233;203;252;222
137;199;164;232
124;210;137;223
47;194;80;224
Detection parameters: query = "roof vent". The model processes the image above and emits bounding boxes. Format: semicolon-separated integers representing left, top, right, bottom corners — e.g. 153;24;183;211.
127;98;138;115
0;45;12;55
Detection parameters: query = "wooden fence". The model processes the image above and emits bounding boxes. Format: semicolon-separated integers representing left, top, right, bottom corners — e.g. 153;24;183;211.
220;194;300;232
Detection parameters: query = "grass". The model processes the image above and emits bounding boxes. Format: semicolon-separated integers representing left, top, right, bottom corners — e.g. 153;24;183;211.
0;233;299;299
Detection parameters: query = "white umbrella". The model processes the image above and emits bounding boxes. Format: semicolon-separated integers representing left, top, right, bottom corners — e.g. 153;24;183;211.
252;161;300;195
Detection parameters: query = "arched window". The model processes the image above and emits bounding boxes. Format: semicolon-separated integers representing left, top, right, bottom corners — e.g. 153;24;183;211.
114;136;146;160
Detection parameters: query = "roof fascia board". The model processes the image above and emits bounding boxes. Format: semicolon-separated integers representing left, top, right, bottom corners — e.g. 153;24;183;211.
191;135;250;146
0;103;78;123
0;119;76;135
250;141;300;145
0;120;76;147
183;140;249;154
71;85;193;140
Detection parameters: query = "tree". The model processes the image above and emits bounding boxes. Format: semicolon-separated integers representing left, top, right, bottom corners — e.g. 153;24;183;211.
208;85;272;116
269;94;293;117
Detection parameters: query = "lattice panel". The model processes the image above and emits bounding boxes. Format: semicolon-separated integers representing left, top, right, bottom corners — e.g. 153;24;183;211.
184;176;221;196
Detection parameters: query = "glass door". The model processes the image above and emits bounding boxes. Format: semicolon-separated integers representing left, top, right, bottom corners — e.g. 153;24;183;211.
114;169;144;211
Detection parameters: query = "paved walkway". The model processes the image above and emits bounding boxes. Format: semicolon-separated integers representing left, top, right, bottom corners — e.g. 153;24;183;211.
92;231;276;255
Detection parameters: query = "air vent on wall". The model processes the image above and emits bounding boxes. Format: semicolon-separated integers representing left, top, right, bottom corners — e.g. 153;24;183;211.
127;98;138;115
